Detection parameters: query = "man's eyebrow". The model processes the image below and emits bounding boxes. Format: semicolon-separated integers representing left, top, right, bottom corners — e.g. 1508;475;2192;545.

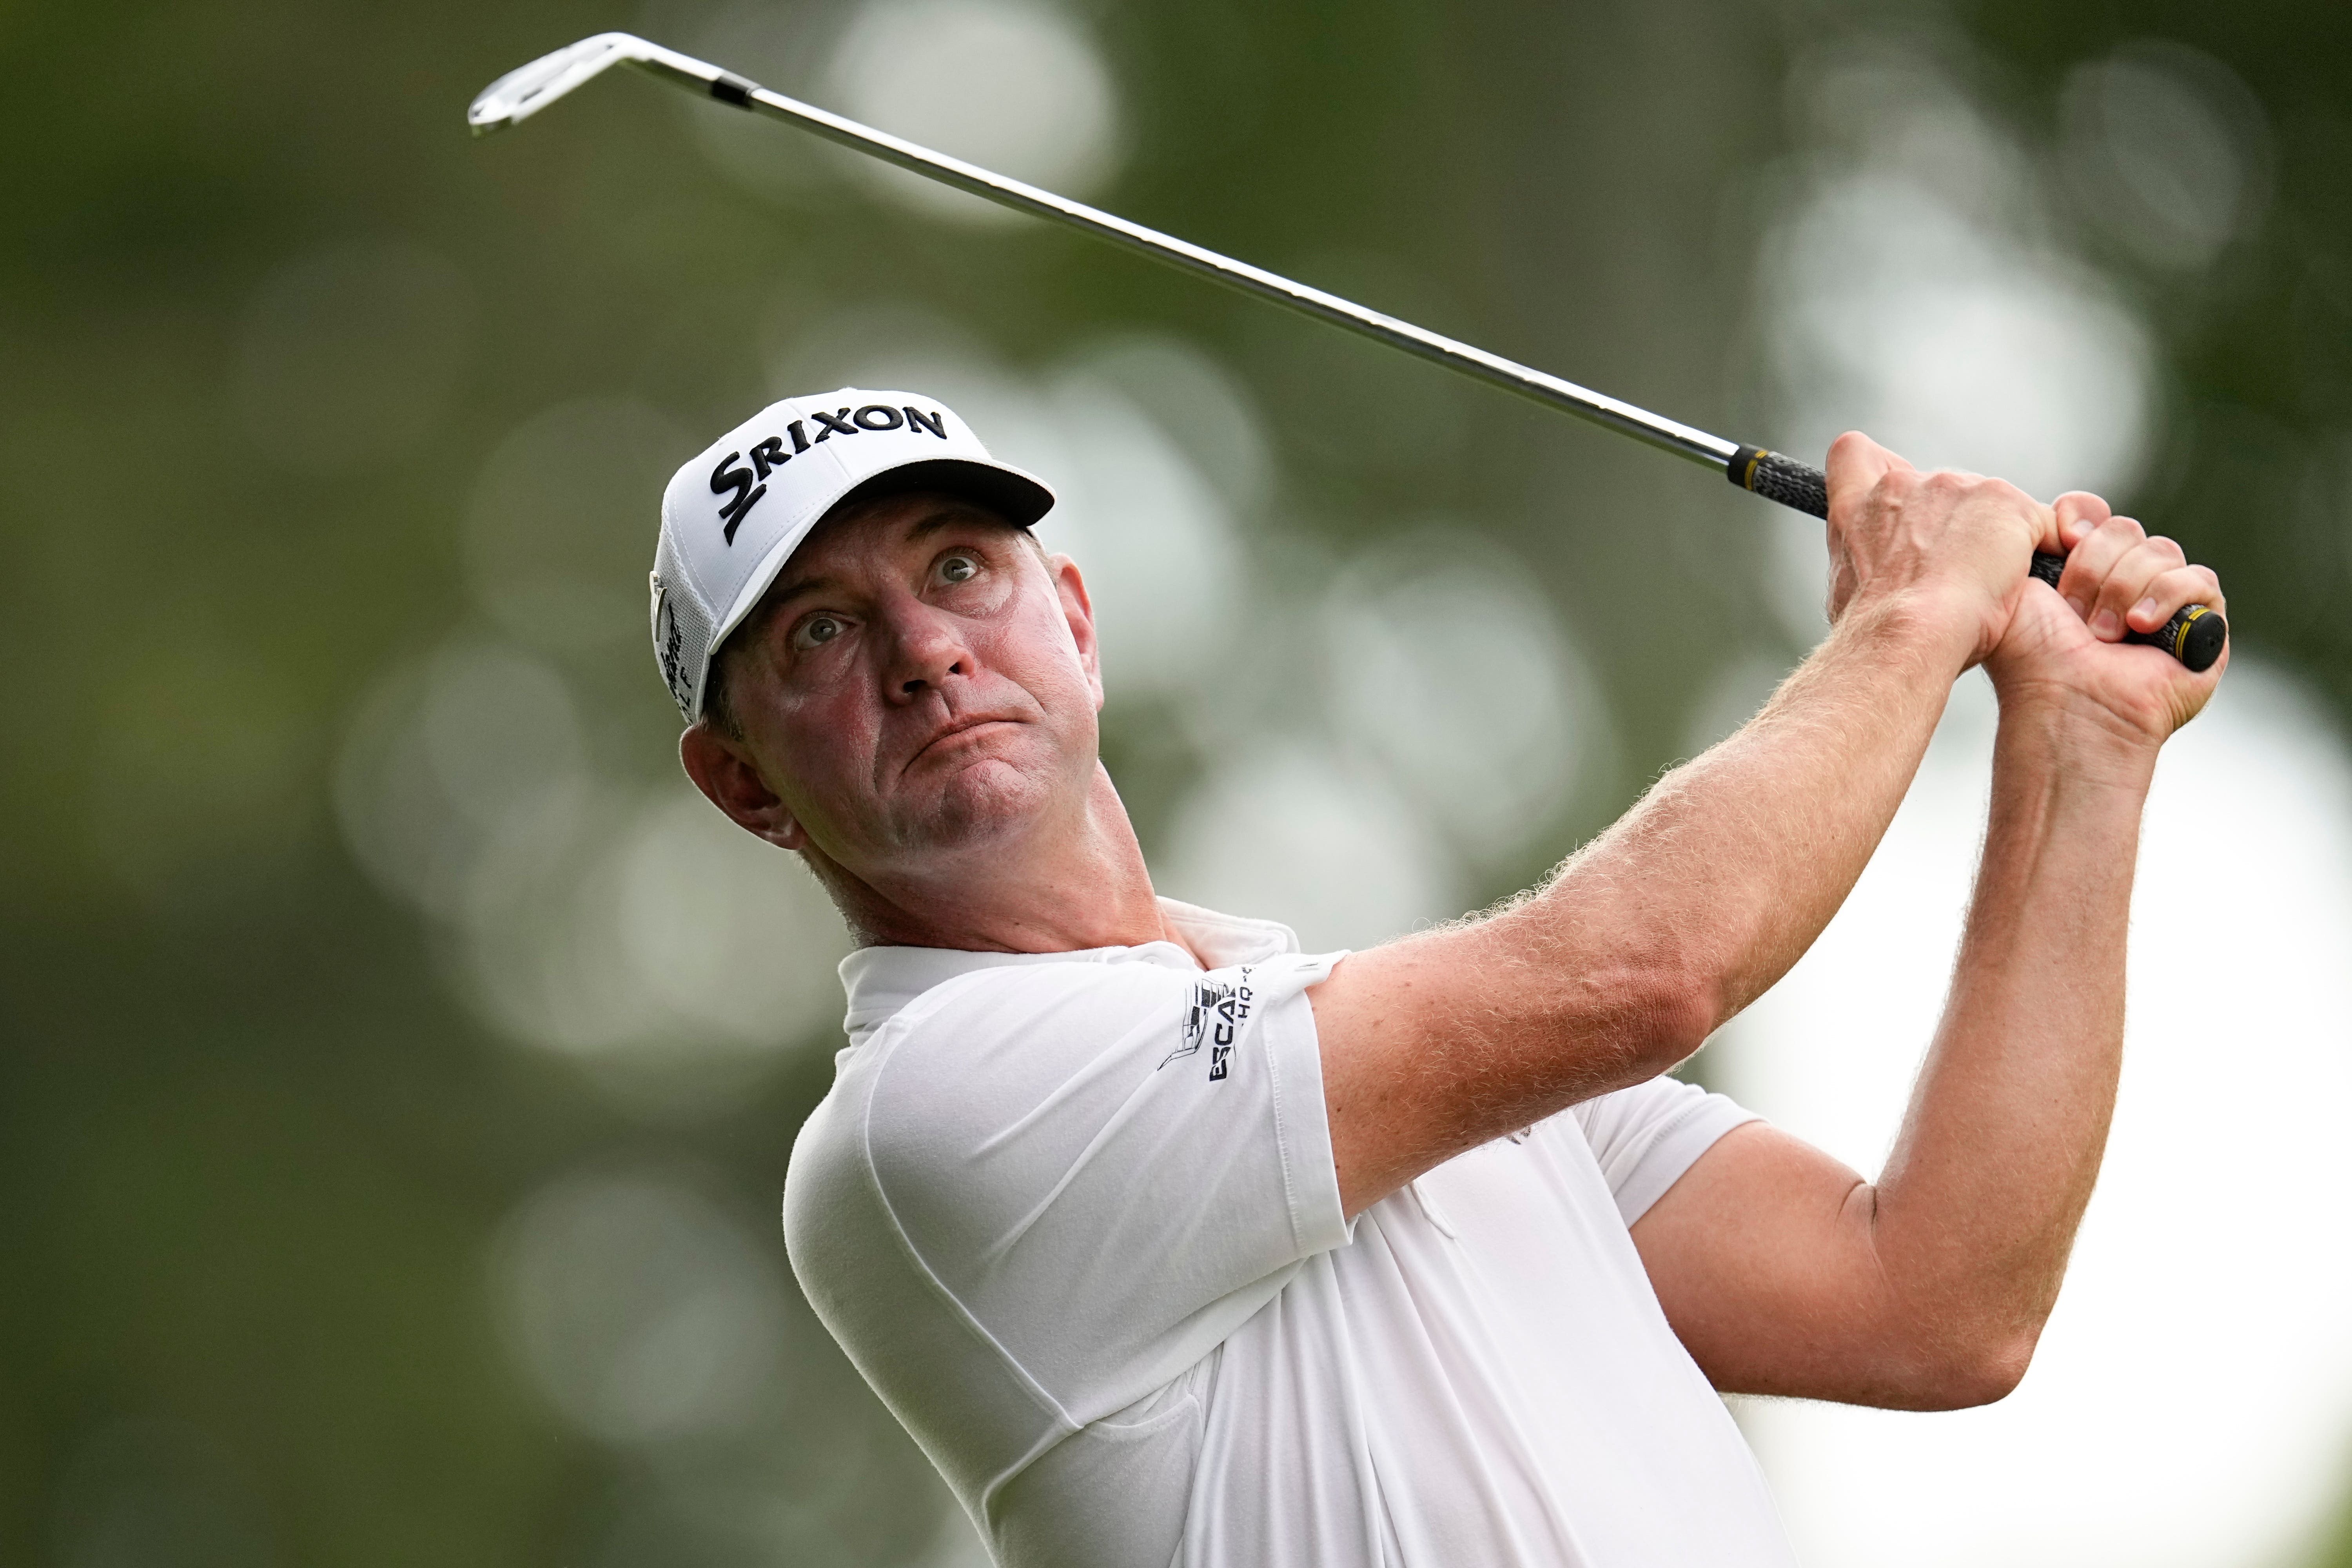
904;504;1004;540
756;573;834;616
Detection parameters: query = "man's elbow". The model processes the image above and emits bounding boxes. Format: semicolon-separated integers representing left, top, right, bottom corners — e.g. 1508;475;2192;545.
1905;1329;2038;1410
1651;949;1735;1072
1599;962;1719;1081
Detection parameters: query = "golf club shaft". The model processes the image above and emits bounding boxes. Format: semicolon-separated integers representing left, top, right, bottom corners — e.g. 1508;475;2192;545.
472;34;2226;671
580;43;1737;468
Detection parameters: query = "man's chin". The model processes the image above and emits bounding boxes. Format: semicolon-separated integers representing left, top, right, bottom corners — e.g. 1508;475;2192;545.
892;755;1060;853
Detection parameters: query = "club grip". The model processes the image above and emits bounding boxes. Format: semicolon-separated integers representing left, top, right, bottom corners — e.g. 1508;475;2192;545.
1726;445;2227;673
1729;445;1830;519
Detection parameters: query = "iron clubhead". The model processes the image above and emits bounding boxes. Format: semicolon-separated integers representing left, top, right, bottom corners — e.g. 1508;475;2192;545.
468;33;653;136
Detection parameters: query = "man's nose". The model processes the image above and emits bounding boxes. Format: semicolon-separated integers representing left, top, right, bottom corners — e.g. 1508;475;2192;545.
882;599;974;700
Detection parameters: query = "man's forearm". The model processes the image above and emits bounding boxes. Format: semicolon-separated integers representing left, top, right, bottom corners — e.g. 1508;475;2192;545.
1318;597;1977;1208
1868;693;2155;1381
1508;593;1976;1051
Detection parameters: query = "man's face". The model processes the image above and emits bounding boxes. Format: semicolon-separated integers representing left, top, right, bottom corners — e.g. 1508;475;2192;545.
703;490;1104;880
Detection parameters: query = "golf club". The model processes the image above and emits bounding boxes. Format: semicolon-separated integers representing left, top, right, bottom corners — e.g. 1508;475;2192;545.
468;31;2226;671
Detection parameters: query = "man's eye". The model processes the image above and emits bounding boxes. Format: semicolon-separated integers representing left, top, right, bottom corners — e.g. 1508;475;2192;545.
791;614;845;652
936;553;980;585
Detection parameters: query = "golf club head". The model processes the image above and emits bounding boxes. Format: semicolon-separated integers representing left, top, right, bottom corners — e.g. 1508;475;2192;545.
468;33;653;136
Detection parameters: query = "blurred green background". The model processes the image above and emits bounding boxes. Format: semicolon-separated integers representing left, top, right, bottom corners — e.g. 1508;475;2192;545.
5;0;2350;1564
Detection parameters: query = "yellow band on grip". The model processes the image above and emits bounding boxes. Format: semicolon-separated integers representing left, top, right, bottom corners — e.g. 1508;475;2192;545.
1727;445;1831;519
2172;606;2208;661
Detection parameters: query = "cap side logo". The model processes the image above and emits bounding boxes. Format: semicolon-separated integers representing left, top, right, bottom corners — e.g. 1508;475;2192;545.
650;573;694;720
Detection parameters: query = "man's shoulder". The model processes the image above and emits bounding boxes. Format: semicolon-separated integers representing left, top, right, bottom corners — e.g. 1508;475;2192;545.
791;946;1341;1231
796;957;1197;1181
859;954;1204;1105
784;955;1211;1308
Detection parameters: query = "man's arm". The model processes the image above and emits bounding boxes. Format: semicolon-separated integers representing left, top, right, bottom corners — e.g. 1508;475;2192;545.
1630;501;2227;1408
1310;434;2064;1214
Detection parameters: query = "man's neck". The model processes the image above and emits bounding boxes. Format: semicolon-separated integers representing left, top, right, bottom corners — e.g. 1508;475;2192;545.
811;765;1187;957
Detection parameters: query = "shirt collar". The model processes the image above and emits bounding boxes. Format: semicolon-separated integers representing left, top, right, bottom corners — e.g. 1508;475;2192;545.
837;897;1301;1047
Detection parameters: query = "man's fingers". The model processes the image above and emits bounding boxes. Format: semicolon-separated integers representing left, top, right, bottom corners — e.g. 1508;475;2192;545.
2055;515;2149;621
2051;491;2112;553
2087;534;2188;640
2045;509;2225;645
2125;563;2225;633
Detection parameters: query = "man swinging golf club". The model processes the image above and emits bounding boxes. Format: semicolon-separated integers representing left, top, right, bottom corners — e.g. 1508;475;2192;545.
656;387;2225;1566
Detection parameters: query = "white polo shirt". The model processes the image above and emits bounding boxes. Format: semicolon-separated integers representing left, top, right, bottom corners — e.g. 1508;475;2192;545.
784;898;1795;1568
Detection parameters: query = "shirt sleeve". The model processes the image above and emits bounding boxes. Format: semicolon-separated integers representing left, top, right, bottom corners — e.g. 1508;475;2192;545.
1568;1074;1762;1227
858;952;1350;1425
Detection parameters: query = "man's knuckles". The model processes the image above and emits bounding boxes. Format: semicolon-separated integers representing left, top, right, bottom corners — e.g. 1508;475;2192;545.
1862;465;2003;516
2053;492;2112;543
2107;548;2205;621
2188;564;2226;618
2056;517;2145;609
2094;538;2188;620
2089;516;2149;555
2127;566;2217;632
1828;430;1904;474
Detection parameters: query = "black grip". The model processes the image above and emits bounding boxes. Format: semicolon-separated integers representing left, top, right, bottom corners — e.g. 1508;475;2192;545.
1729;444;1828;519
1728;446;2226;673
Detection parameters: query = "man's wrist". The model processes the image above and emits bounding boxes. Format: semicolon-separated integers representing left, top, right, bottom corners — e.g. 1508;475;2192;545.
1831;585;1982;680
1990;682;2162;793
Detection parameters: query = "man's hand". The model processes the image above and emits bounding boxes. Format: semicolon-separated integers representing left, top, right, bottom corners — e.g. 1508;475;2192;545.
1823;433;2062;668
1989;492;2229;745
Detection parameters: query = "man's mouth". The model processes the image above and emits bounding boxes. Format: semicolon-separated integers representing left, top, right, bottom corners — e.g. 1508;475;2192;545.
904;715;1020;771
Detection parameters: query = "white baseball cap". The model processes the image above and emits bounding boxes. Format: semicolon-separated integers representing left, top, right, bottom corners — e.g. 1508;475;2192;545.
649;388;1055;722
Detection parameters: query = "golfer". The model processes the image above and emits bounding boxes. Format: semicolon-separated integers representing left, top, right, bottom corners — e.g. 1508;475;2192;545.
652;388;2224;1566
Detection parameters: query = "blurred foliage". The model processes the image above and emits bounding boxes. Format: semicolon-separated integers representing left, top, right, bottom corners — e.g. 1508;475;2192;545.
1964;0;2352;706
2;0;2348;1563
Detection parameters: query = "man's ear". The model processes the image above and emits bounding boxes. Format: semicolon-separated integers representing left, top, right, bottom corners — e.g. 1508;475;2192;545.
1047;552;1104;709
679;722;809;851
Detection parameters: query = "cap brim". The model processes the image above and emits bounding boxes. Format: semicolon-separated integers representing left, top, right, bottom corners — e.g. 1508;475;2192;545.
833;457;1055;529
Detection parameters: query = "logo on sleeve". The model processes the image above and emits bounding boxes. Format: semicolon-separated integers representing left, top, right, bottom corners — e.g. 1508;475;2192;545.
1161;969;1254;1079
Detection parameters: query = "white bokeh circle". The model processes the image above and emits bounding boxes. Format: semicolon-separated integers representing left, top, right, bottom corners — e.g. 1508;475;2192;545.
1155;739;1464;951
334;637;851;1107
491;1169;792;1445
2060;42;2273;274
1319;532;1614;868
824;0;1123;225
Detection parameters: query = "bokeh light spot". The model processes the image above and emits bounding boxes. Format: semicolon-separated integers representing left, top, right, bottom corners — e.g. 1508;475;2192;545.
2060;42;2272;274
1319;531;1614;868
1157;740;1463;950
492;1171;791;1445
465;399;694;654
824;0;1123;225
